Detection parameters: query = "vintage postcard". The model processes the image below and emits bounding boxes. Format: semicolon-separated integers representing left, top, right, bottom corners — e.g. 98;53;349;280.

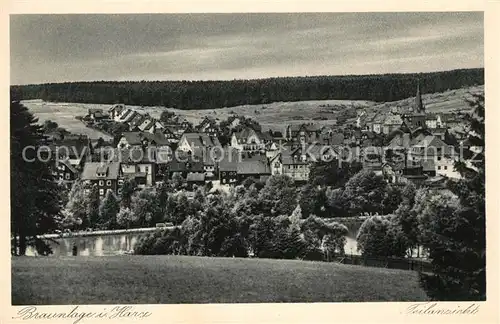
2;1;498;324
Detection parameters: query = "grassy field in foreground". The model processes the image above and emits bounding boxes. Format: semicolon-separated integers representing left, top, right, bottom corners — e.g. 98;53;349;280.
12;255;428;304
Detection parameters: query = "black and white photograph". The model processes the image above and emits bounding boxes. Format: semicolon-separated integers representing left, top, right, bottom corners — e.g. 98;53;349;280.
9;11;487;307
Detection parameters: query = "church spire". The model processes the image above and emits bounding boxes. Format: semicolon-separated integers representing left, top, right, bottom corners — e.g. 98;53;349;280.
415;81;424;113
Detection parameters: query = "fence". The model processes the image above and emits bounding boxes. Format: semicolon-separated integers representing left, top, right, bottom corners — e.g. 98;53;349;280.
336;254;433;273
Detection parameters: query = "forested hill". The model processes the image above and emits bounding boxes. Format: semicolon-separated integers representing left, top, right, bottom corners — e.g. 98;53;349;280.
11;68;483;110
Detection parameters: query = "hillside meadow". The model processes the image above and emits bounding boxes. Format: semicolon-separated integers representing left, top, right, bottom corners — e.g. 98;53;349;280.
20;85;483;135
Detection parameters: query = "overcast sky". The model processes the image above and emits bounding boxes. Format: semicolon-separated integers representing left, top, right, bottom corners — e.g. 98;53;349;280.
10;12;483;85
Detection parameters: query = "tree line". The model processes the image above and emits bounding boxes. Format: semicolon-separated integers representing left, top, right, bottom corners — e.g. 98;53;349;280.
11;68;483;109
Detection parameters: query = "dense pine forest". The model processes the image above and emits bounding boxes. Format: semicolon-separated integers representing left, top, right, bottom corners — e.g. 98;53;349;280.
11;68;483;110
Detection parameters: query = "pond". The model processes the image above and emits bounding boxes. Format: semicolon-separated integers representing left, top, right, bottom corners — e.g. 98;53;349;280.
25;223;364;257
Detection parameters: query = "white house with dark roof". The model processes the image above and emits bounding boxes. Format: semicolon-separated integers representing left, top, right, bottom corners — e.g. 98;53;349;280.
382;113;403;135
54;159;80;184
196;117;219;136
81;162;121;197
270;151;309;182
230;127;272;153
177;132;221;154
140;119;164;134
218;150;240;185
110;148;156;187
285;123;322;144
408;135;460;179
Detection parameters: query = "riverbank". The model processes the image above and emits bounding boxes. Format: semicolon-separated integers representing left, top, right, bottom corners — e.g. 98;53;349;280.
12;255;428;304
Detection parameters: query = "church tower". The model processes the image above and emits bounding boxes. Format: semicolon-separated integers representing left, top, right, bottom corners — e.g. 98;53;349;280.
414;82;425;113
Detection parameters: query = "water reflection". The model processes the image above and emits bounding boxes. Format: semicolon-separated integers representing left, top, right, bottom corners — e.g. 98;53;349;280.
26;232;150;257
25;223;364;257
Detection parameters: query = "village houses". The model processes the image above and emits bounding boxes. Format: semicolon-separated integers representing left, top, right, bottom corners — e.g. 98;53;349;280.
196;117;220;136
230;127;273;153
81;162;122;197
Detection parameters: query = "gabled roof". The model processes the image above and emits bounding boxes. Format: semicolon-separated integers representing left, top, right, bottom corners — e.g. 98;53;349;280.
233;127;271;143
109;104;125;113
130;114;146;128
370;113;386;124
413;135;457;156
118;108;131;118
439;113;458;122
260;131;273;142
388;133;412;149
49;138;92;157
142;119;156;131
187;173;206;182
197;116;217;128
289;123;323;135
269;130;284;139
81;162;121;180
121;132;144;145
384;113;403;125
431;127;448;135
121;131;170;146
218;150;240;172
237;157;271;175
108;148;156;163
414;135;447;148
167;155;204;173
59;159;79;174
163;124;185;134
280;153;309;165
410;132;427;146
180;133;221;148
123;111;138;123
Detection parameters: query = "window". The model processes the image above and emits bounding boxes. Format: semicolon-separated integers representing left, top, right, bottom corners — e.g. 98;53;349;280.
99;180;104;186
145;166;149;173
118;179;124;185
65;173;70;180
444;166;448;170
437;166;441;170
99;189;104;196
437;156;442;161
106;180;112;186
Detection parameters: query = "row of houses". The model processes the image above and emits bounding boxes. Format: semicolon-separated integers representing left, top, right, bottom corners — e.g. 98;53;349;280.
51;84;477;197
